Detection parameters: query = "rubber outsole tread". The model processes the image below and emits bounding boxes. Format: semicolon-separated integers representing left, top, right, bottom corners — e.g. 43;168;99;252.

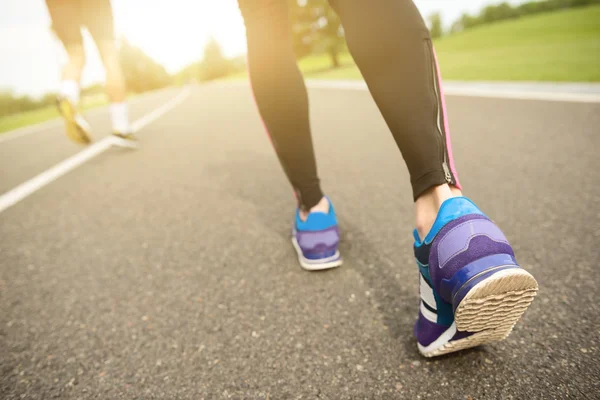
455;269;538;332
421;268;538;357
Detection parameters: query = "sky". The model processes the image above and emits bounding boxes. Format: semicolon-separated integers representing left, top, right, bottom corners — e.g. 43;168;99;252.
0;0;527;97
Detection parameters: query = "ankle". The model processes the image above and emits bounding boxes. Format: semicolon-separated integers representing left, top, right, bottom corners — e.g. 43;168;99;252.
59;80;80;104
110;102;130;133
450;186;463;197
415;184;461;240
299;196;329;222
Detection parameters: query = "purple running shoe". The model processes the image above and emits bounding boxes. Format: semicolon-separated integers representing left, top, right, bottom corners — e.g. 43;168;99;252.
292;197;342;271
413;197;538;357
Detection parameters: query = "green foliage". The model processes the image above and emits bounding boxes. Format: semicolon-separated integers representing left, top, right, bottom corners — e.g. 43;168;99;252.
429;12;444;39
119;40;171;93
0;93;111;134
0;91;55;118
175;38;244;84
303;5;600;82
200;37;233;81
289;0;345;68
1;40;171;119
436;4;600;82
451;0;600;32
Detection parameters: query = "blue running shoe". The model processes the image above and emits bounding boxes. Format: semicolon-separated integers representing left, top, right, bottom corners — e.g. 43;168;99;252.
292;197;342;271
413;197;538;357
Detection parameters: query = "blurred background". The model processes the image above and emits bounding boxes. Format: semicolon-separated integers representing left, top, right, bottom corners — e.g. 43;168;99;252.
1;0;598;133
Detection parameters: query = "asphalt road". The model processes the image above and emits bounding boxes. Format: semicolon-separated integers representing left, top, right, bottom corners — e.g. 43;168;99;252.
1;82;599;399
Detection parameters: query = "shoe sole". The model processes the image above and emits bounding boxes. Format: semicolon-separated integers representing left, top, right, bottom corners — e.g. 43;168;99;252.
58;101;91;145
291;236;342;271
421;268;538;357
111;135;138;149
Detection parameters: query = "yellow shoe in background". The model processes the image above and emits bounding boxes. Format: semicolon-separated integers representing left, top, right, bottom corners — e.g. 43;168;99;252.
112;130;138;149
56;97;92;144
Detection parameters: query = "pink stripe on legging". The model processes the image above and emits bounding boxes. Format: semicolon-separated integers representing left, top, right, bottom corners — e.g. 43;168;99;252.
432;47;461;189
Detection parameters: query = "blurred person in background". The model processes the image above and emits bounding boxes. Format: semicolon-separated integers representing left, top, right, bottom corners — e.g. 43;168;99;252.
45;0;136;146
238;0;538;357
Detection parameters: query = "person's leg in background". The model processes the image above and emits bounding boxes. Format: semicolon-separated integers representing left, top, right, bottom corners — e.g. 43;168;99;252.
95;39;134;140
84;0;136;144
59;42;85;106
238;0;342;271
45;0;92;144
328;0;538;356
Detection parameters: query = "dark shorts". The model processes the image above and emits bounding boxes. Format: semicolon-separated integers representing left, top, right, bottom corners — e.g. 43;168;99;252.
45;0;115;46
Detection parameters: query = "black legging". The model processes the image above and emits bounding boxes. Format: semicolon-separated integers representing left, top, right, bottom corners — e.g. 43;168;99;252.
239;0;461;210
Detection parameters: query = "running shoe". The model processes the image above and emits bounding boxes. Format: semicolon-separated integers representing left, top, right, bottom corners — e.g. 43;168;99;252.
413;197;538;357
112;129;138;149
56;97;92;144
292;197;342;271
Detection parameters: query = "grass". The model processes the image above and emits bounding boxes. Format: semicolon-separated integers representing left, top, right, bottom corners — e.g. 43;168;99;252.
0;106;61;134
432;4;600;81
232;5;600;82
1;94;116;135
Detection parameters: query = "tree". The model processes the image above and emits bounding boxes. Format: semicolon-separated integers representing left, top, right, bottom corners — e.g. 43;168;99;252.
480;2;520;24
175;39;245;84
119;39;171;93
0;90;56;118
450;13;477;33
428;12;443;39
289;0;345;68
199;37;231;81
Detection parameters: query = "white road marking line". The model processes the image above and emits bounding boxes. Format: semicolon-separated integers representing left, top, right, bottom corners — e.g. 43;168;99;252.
130;87;189;132
0;87;191;214
306;80;600;103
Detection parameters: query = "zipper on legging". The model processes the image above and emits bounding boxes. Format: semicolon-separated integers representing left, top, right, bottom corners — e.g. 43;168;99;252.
442;163;452;182
427;40;453;185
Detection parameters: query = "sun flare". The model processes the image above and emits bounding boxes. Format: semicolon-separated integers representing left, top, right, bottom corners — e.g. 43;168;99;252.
113;0;247;73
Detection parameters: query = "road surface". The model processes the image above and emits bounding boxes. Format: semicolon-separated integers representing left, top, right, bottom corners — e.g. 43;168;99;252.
1;82;599;399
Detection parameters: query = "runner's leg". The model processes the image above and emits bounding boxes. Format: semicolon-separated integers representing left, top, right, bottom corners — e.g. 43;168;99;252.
328;0;462;235
239;0;341;270
328;0;536;357
46;0;85;104
84;0;132;135
238;0;324;211
45;0;92;144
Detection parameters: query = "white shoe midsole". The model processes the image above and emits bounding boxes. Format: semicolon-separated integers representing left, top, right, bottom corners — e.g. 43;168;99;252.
417;322;457;355
291;236;342;270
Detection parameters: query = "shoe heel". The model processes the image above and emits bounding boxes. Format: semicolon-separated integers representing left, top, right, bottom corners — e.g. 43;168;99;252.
441;254;538;335
454;268;538;333
441;254;538;333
